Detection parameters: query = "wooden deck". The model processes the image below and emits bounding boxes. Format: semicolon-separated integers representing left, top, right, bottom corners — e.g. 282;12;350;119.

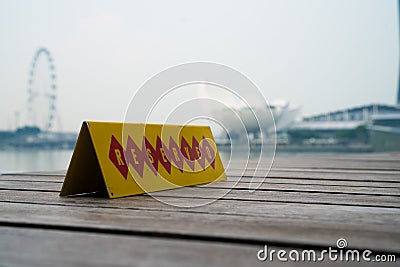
1;153;399;266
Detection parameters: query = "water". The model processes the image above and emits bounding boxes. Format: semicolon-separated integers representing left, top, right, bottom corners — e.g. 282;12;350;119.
0;149;73;173
0;147;268;174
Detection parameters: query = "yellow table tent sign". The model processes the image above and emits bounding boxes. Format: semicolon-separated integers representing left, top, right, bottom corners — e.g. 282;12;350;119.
60;121;226;198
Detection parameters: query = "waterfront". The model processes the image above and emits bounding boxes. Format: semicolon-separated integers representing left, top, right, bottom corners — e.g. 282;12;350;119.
0;149;73;173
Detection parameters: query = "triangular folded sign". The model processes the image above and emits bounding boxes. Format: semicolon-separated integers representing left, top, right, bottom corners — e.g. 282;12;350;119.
60;121;226;198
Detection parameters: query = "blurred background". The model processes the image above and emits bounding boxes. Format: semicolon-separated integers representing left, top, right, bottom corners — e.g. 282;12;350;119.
0;0;399;172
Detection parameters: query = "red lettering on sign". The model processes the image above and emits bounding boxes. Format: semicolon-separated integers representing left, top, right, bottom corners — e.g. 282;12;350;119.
109;135;216;179
109;135;128;179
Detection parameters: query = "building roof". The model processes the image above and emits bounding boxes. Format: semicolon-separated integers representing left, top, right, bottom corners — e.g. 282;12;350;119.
304;104;400;121
290;120;365;131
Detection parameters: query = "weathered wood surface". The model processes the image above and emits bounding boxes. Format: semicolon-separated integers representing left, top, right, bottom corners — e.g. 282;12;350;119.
0;153;399;266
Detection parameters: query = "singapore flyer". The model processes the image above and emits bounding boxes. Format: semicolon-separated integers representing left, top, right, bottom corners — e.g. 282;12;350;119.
27;47;57;132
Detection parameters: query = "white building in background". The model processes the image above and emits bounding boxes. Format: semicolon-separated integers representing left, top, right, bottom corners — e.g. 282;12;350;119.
214;100;301;140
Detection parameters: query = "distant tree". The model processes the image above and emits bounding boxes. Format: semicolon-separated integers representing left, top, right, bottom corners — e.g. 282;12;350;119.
15;126;41;135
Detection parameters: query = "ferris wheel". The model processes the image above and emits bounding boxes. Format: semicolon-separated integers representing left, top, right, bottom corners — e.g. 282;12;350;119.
27;47;57;132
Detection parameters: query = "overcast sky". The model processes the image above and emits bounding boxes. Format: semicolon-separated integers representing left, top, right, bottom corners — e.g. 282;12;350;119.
0;0;398;131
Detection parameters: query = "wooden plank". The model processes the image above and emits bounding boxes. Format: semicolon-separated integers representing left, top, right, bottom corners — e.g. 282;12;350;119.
228;154;400;170
2;190;400;228
3;226;394;267
1;179;399;208
0;180;60;192
230;167;400;175
152;188;400;208
235;177;400;191
204;182;400;196
231;176;400;187
0;191;399;253
0;226;264;267
228;169;400;183
3;163;400;182
5;170;66;176
3;173;400;190
273;153;400;163
1;178;400;198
